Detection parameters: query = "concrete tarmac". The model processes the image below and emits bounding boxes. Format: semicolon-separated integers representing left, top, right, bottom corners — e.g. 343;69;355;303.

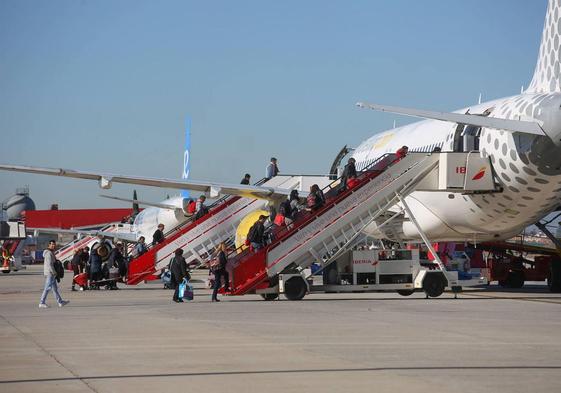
1;265;561;393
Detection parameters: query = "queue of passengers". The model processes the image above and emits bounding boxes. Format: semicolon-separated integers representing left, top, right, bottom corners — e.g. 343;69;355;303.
69;236;128;291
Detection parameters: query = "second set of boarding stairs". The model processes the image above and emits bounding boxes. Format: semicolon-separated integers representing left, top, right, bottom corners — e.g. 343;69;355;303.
224;151;497;296
126;175;327;284
54;223;126;264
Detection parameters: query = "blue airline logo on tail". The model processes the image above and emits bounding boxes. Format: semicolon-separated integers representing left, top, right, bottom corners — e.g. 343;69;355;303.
181;117;191;199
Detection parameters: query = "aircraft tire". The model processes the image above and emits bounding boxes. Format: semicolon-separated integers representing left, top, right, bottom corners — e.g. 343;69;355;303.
423;273;446;298
284;277;307;301
2;269;10;274
396;289;415;296
260;293;279;301
506;271;524;289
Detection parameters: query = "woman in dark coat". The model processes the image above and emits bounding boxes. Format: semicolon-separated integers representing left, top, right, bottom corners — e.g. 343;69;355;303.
170;248;187;303
212;243;230;302
88;248;103;289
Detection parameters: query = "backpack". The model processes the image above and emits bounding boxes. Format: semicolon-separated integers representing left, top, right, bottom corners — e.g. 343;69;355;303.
54;259;64;280
187;200;196;215
307;193;317;208
247;223;257;242
195;205;208;220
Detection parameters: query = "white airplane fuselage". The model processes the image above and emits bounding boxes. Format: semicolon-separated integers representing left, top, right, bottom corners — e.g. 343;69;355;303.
353;93;561;242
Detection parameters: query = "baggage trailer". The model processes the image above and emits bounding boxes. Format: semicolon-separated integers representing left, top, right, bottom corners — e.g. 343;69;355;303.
260;249;487;300
479;241;561;292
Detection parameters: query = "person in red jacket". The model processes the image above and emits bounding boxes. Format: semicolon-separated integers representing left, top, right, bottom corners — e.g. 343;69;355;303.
395;145;409;161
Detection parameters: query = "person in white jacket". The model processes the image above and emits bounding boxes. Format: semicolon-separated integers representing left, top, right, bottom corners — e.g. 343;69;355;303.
39;240;69;308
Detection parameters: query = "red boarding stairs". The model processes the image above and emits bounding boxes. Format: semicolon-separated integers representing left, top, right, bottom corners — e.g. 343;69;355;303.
223;153;441;296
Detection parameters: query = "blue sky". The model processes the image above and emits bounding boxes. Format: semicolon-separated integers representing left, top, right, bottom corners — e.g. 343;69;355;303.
0;0;548;209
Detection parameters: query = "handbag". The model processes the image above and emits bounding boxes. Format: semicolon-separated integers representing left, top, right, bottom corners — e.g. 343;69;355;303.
178;279;187;299
209;258;221;272
183;280;194;301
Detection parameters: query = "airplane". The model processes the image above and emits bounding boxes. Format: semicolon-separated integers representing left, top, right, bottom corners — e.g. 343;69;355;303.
1;0;561;247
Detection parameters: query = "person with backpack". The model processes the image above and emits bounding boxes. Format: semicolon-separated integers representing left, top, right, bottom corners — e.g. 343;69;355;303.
211;243;230;302
395;145;409;161
306;184;325;212
195;195;209;220
248;215;267;250
134;236;148;257
185;199;197;216
169;248;188;303
39;240;69;308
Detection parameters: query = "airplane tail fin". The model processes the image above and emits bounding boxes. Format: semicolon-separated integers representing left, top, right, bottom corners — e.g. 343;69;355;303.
181;117;191;199
527;0;561;93
132;190;140;215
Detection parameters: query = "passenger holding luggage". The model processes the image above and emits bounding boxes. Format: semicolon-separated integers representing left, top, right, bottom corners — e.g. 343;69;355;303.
39;240;69;308
240;173;251;185
248;215;267;250
152;224;165;246
134;236;148;257
340;157;358;193
71;248;85;291
212;243;231;302
107;242;125;288
265;157;279;179
195;195;209;220
169;249;188;303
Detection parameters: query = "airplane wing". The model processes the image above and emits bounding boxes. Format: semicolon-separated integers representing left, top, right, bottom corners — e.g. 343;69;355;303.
0;164;300;200
99;194;180;211
356;102;546;136
30;227;139;242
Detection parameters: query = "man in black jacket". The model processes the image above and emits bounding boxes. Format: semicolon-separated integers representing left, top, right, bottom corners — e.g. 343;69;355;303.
152;224;165;246
169;248;187;302
248;215;267;250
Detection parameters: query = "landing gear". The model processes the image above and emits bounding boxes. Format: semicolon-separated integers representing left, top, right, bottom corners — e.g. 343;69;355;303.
423;273;446;298
260;293;279;301
506;271;524;289
284;276;307;301
499;271;525;289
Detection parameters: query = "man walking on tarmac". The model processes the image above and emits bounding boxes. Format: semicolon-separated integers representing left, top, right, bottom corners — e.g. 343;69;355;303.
39;240;69;308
